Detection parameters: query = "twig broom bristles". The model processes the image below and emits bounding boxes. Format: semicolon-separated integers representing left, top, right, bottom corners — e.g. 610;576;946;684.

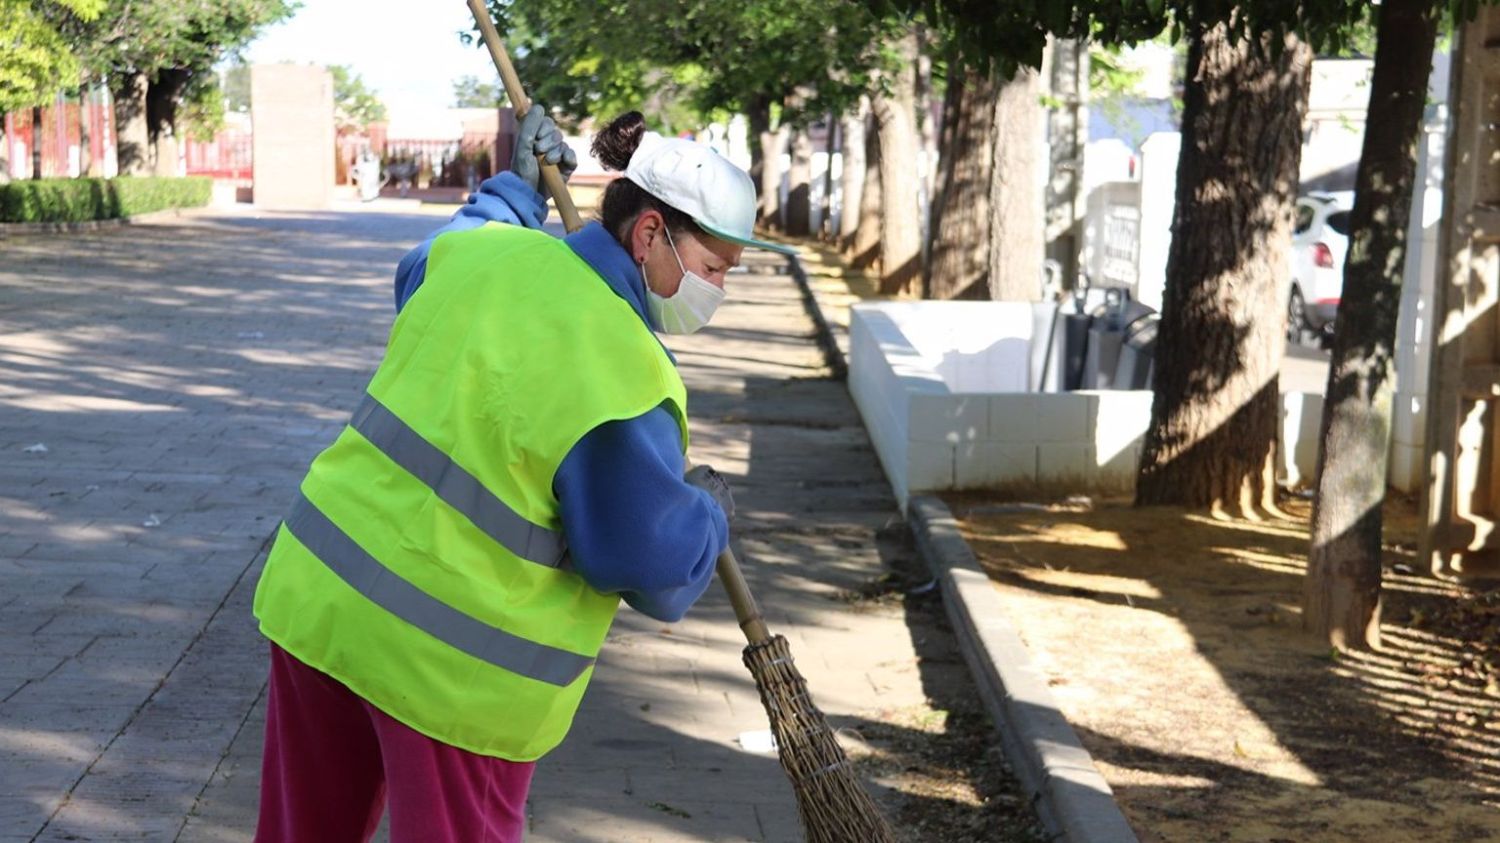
717;528;898;843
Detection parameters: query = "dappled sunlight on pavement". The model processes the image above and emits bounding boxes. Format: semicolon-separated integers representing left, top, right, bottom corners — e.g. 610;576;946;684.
0;206;1025;841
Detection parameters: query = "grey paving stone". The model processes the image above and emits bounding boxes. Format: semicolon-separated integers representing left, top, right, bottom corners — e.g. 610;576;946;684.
1;209;928;842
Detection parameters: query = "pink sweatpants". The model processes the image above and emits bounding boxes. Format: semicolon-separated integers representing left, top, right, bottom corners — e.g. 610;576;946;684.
255;644;536;843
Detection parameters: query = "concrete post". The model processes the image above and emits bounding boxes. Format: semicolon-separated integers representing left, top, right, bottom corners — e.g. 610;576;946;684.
250;64;335;210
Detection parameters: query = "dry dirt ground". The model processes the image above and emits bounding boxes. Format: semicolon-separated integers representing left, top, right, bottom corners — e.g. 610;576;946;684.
950;494;1500;843
837;523;1049;843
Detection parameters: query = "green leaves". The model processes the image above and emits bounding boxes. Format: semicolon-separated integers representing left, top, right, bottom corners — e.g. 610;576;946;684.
0;0;97;112
452;76;504;108
481;0;891;129
0;176;212;223
329;65;387;128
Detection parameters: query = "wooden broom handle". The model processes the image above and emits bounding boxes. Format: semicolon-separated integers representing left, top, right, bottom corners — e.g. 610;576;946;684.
716;546;771;645
685;458;771;644
465;0;584;233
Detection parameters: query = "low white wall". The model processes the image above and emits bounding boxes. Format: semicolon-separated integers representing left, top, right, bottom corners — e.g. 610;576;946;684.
851;302;1325;508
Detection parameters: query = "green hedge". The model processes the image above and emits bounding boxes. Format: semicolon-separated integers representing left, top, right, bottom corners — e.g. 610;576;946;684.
0;176;213;223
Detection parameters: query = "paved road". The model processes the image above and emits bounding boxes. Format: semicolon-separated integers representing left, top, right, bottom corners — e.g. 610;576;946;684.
1281;343;1332;395
0;204;931;841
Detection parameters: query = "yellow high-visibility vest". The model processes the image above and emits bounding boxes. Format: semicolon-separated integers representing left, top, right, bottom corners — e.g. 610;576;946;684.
254;222;687;761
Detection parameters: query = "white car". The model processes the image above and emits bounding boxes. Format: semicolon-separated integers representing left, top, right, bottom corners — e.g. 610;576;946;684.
1287;192;1352;345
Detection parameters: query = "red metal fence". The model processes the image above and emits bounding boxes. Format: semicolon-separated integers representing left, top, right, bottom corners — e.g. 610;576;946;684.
4;93;113;180
5;97;509;194
184;131;252;181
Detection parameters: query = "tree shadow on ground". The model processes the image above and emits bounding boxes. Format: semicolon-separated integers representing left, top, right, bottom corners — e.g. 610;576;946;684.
952;497;1500;840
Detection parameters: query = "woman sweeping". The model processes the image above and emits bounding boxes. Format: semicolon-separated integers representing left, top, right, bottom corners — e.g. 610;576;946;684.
251;107;793;842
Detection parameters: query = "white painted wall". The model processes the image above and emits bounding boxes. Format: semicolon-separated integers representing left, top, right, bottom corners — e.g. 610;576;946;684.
1134;131;1180;312
852;300;1332;504
1390;103;1449;493
851;302;1329;507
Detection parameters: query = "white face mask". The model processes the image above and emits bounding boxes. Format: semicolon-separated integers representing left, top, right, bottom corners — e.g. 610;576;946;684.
642;227;725;335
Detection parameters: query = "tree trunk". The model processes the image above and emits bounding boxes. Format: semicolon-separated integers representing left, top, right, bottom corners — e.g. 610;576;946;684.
1046;38;1089;289
115;71;150;176
848;108;883;270
915;23;939;263
872;30;923;295
0;113;9;185
988;67;1044;300
1305;0;1441;652
838;98;869;249
147;69;189;178
759;121;789;232
820;113;838;240
78;79;92;179
1135;24;1313;513
786;127;813;236
747;95;771;218
31;106;43;179
926;65;996;300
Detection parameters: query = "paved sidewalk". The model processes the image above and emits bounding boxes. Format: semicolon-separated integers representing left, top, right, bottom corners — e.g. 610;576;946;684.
1;207;934;842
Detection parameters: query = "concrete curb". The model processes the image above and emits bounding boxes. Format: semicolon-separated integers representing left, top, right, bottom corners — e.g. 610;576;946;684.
908;495;1139;843
784;252;848;380
775;236;1138;842
0;206;205;237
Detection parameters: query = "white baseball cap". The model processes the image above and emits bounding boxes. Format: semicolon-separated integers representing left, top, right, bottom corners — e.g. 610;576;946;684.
625;132;797;256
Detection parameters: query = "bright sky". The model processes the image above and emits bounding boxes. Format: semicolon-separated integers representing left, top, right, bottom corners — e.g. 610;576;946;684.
243;0;500;118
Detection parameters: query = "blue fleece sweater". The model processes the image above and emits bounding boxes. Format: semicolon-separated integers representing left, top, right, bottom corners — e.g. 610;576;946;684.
392;172;726;622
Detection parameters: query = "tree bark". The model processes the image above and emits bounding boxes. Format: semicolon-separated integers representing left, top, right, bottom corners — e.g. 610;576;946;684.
838;98;869;249
1135;24;1313;513
1305;0;1440;652
988;67;1044;301
786;127;813;236
848;108;883;270
78;79;93;179
147;69;189;178
31;106;43;179
115;71;150;176
0;113;9;185
871;30;923;295
1046;38;1089;289
759;121;789;232
926;65;996;300
747;95;770;219
915;23;939;261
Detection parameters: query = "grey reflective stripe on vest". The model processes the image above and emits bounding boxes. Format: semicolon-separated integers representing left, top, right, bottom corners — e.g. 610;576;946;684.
349;392;568;568
284;495;594;687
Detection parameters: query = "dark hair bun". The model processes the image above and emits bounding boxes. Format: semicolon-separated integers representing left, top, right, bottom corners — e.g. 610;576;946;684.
591;111;646;171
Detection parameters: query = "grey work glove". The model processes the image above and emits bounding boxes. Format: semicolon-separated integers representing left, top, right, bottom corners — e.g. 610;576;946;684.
511;104;577;196
685;464;735;522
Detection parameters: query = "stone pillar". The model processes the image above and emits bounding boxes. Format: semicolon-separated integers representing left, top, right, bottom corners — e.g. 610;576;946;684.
1390;103;1449;493
250;64;335;210
1134;132;1180;313
1045;37;1089;289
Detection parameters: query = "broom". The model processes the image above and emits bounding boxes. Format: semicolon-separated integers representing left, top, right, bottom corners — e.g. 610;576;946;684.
464;4;898;839
709;502;899;843
466;0;585;233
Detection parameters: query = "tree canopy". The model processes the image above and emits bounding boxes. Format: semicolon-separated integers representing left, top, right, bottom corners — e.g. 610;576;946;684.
0;0;104;113
477;0;893;130
452;75;503;108
863;0;1481;74
63;0;294;91
329;65;387;128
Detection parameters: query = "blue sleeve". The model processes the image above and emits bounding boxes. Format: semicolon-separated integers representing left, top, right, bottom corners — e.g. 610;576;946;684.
553;405;728;622
394;171;549;311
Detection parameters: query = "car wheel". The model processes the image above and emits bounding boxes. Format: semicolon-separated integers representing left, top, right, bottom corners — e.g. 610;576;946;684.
1287;287;1309;345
